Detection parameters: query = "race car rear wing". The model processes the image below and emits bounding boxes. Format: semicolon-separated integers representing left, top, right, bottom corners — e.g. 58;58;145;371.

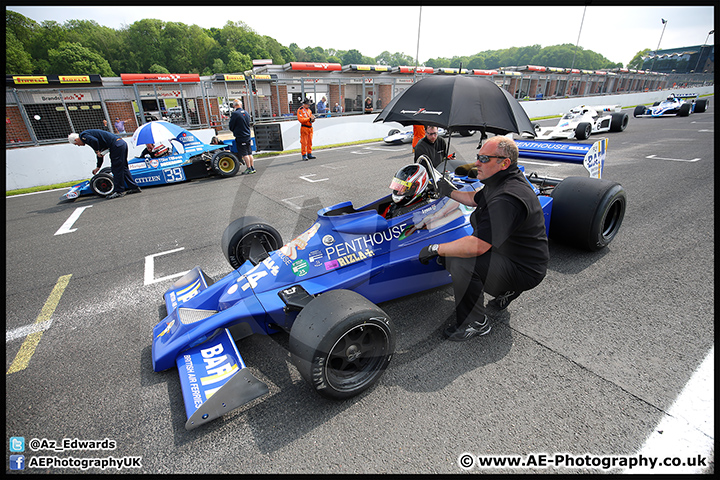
516;138;608;179
670;93;699;99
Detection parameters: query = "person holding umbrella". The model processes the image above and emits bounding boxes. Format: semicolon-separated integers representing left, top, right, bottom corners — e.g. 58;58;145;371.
413;125;448;168
417;135;549;341
297;98;316;161
68;129;141;198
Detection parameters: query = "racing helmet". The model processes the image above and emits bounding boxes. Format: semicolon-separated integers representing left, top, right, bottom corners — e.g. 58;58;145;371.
389;164;429;206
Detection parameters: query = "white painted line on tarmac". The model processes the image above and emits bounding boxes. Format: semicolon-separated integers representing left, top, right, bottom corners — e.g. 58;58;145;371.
54;205;93;235
144;247;189;285
622;345;714;474
645;154;701;162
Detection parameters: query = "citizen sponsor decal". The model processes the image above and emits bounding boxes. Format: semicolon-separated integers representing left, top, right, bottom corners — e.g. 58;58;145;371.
135;175;162;184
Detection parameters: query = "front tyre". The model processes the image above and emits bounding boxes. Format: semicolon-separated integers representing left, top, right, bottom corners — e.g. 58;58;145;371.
212;151;241;177
575;122;591;140
290;289;395;400
221;216;283;269
90;173;115;197
549;177;626;251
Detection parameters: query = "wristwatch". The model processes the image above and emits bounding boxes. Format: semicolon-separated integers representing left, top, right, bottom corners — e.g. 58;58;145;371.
429;244;439;254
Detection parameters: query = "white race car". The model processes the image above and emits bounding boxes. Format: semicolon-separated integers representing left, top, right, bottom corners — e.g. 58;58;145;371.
633;93;710;118
534;105;629;140
383;127;472;145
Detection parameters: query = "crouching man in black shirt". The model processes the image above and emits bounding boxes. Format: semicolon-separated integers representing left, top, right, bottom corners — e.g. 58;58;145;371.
418;135;549;341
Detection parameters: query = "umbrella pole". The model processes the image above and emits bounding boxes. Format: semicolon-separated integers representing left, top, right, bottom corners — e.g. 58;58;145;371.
441;129;452;177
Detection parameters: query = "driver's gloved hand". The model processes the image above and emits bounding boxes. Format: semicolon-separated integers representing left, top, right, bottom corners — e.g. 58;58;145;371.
418;244;440;265
436;177;457;198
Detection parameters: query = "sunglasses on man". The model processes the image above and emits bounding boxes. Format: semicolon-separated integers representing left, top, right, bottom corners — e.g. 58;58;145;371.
476;154;507;163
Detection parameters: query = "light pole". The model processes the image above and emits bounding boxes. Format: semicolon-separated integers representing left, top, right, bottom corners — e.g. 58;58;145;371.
570;5;588;71
650;18;668;72
414;6;422;83
693;29;714;73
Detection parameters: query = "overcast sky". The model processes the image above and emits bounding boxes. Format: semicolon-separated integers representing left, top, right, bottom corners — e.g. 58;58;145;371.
7;5;715;66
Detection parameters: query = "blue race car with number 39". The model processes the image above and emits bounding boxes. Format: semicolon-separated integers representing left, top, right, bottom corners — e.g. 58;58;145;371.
59;128;241;202
151;138;627;430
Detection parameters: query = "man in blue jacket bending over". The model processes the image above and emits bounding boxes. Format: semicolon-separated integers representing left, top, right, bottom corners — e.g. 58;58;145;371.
69;129;141;198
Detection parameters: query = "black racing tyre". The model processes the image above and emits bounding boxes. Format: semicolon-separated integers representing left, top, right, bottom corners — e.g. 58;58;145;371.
458;129;476;137
212;151;241;177
575;122;592;140
633;105;646;117
221;216;283;269
652;101;660;107
549;176;626;251
289;289;395;400
90;173;115;197
610;112;629;132
694;99;709;113
678;103;692;117
99;167;113;174
387;129;400;136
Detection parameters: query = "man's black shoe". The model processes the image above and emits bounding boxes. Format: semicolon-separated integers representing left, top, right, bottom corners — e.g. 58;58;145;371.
306;154;316;159
488;291;521;310
444;316;491;341
106;191;125;199
127;188;142;194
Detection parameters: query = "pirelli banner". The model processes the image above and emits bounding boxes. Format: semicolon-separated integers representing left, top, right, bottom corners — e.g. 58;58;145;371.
6;74;103;87
120;73;200;85
344;64;392;73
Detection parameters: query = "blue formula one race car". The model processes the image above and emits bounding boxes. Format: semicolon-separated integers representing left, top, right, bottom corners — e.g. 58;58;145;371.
151;137;626;430
59;127;241;202
633;93;710;118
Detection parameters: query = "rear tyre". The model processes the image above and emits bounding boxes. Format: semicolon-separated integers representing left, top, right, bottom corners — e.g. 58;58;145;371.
212;151;241;177
90;173;115;197
290;289;395;400
633;105;645;117
221;216;283;269
387;129;400;136
575;122;591;140
549;176;626;251
610;112;629;132
458;129;476;137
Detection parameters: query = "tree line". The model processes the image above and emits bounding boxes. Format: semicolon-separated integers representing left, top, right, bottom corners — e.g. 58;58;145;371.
6;10;646;77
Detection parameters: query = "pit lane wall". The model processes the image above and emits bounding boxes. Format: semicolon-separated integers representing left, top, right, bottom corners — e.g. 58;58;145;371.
6;87;713;191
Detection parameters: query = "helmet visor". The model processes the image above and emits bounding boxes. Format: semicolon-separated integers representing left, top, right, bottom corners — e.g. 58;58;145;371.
389;177;414;196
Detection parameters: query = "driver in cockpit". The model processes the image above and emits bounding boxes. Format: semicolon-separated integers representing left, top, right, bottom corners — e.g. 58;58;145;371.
382;164;431;219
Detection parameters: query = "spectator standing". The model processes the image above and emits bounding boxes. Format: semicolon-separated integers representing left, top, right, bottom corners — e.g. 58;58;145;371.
317;96;328;117
228;99;255;175
364;96;373;113
114;118;126;134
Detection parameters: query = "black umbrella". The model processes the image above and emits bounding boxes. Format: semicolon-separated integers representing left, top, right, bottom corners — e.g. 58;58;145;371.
374;75;535;137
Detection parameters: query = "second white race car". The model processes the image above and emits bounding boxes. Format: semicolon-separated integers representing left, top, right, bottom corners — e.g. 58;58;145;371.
533;105;629;140
383;127;474;145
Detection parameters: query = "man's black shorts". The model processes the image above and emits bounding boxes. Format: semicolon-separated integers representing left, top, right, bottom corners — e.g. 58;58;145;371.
236;140;253;157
